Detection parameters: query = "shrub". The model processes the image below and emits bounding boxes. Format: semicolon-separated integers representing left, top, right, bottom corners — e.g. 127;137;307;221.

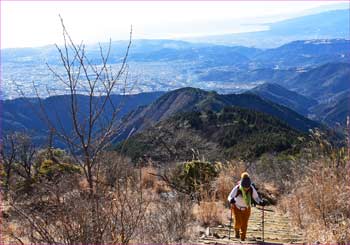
38;159;81;180
171;160;220;200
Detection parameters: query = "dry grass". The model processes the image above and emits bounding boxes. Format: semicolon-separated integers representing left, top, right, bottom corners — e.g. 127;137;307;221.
1;213;31;245
280;160;350;244
141;165;158;189
213;160;246;203
140;165;170;194
140;195;195;243
193;195;226;227
153;180;171;194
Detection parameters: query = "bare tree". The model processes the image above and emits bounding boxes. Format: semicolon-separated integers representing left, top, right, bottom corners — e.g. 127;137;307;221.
30;15;134;195
1;134;17;200
13;134;37;182
1;132;37;200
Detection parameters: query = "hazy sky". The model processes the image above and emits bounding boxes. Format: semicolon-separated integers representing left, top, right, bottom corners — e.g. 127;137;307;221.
1;1;348;49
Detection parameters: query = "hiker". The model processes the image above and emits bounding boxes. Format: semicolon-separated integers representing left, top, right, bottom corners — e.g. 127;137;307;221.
227;172;267;241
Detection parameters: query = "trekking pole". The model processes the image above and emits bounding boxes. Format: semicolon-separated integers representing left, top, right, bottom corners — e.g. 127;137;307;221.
262;204;265;244
228;205;232;240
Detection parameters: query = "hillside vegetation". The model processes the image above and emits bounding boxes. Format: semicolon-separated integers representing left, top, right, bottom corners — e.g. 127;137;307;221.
117;87;319;145
117;106;305;162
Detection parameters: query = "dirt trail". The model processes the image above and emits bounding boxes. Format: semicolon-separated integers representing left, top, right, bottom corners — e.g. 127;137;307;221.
193;206;305;244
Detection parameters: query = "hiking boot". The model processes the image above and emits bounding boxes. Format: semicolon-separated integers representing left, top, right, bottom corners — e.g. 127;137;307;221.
235;229;240;239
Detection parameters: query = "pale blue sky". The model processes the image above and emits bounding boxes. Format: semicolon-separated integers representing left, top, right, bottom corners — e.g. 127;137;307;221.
1;1;348;49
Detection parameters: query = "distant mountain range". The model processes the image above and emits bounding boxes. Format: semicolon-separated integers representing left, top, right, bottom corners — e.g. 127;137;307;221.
247;80;349;127
3;37;349;99
310;91;350;127
129;39;350;69
3;49;349;130
285;62;350;101
2;92;165;145
252;39;350;68
247;83;318;116
5;38;349;68
187;9;350;48
3;87;321;147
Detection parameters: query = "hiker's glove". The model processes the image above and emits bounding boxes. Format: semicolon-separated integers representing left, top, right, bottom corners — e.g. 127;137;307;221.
260;199;268;206
229;198;236;204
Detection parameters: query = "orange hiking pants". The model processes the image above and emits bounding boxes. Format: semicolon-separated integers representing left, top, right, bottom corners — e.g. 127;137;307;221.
232;205;251;240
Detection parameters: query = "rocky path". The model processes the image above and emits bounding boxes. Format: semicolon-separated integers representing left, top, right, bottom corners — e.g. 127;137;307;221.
193;206;305;244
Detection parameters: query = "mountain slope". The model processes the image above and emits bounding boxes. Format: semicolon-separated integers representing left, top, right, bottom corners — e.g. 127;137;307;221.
2;92;165;144
247;83;318;116
253;39;350;68
118;87;319;143
286;62;350;101
220;93;319;132
198;67;297;84
117;106;305;162
311;91;350;127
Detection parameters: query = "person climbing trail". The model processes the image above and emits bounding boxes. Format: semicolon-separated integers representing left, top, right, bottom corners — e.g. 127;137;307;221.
227;172;267;241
